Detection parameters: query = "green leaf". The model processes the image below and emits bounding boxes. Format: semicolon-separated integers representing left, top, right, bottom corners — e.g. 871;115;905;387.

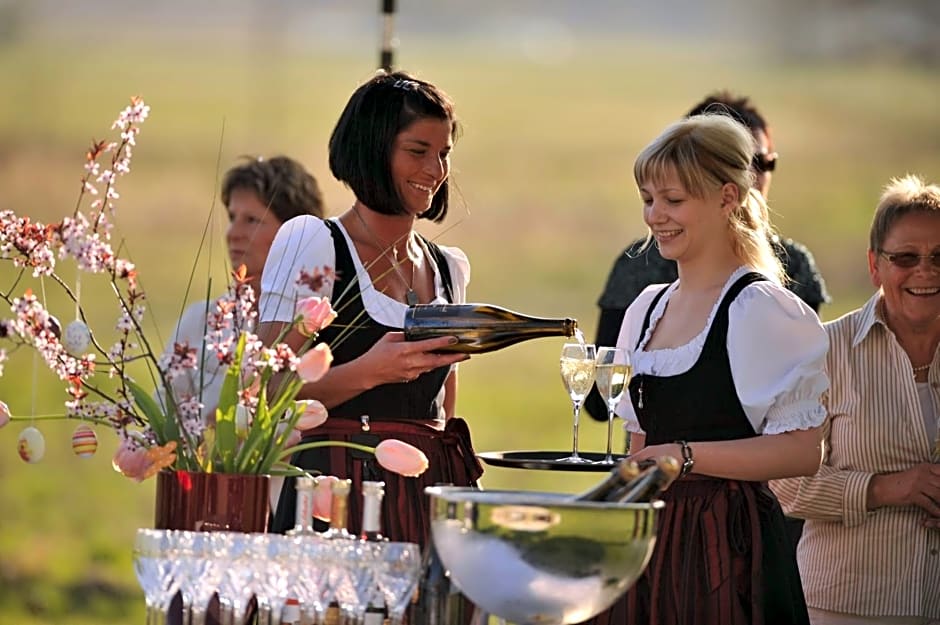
256;376;305;473
126;378;179;444
213;332;247;473
234;383;272;473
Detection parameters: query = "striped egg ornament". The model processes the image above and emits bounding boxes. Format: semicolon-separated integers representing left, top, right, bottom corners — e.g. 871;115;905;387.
71;423;98;458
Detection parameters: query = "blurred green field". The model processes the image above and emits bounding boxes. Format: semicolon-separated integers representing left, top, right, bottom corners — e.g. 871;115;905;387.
1;32;939;624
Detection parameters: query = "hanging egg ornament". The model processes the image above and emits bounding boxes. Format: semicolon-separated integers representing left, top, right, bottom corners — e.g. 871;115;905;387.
47;315;62;339
63;319;92;356
17;426;46;464
71;423;98;458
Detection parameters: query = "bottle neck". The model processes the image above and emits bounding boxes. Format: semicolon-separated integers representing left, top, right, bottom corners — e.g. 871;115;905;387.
325;488;353;539
292;479;315;533
360;493;385;541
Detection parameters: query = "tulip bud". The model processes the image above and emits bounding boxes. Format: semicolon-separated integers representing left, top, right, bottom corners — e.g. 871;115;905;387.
296;344;332;383
375;439;429;477
294;296;337;337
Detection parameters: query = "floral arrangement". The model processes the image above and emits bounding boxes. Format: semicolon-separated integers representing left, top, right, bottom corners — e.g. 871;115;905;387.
0;97;428;481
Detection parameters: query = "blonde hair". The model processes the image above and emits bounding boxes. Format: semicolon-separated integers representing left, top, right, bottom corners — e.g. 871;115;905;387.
633;114;785;284
869;174;940;252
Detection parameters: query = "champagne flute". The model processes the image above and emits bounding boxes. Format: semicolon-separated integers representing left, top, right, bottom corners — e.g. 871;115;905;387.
557;342;596;463
594;347;632;464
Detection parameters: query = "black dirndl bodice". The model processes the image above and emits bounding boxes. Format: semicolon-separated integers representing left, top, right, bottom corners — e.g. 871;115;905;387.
271;220;482;545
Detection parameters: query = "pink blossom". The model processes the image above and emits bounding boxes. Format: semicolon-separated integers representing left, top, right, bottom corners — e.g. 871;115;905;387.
296;343;332;383
0;400;9;428
294;296;337;337
375;439;429;477
313;475;339;521
294;400;328;430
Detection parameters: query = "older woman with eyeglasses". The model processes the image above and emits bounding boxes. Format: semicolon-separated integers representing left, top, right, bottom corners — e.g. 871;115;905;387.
771;174;940;625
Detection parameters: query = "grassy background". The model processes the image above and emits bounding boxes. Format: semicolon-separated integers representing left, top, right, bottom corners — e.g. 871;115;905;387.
1;26;939;625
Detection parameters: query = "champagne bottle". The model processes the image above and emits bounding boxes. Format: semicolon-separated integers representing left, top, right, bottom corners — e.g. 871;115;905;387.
361;481;388;625
360;480;387;542
606;456;681;503
570;457;677;503
279;597;301;625
323;479;354;625
408;483;468;625
570;458;645;501
409;538;448;625
403;303;577;354
285;476;317;536
322;478;354;541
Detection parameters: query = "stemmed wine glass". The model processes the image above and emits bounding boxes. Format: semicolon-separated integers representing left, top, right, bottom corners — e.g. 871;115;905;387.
594;347;632;463
557;342;596;463
373;542;423;625
133;529;179;625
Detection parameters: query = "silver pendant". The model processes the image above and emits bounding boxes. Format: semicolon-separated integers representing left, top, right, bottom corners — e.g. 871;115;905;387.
406;289;419;306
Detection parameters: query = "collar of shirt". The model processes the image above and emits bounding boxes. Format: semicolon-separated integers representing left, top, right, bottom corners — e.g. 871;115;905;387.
851;291;888;348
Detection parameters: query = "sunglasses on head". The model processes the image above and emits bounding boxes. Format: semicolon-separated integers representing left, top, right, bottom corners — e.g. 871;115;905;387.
879;250;940;269
751;152;777;173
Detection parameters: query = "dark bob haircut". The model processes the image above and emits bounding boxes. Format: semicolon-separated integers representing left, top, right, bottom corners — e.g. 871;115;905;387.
221;155;324;223
328;70;459;223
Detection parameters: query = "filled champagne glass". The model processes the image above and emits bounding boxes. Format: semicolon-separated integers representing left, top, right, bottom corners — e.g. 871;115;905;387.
594;347;632;463
557;342;596;463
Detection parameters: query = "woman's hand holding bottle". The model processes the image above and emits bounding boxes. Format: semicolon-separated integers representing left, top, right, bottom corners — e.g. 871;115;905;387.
360;332;470;386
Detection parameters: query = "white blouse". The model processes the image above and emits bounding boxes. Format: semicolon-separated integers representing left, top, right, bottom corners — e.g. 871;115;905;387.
615;266;829;436
258;216;471;325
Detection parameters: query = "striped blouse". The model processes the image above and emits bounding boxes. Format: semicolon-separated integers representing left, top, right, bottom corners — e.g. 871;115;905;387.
770;292;940;619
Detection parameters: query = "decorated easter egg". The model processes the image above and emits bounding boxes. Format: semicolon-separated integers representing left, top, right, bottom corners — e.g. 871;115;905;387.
71;423;98;458
63;319;92;356
17;426;45;463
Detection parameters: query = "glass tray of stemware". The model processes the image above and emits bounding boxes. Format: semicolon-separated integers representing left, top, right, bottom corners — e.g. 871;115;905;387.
477;450;627;472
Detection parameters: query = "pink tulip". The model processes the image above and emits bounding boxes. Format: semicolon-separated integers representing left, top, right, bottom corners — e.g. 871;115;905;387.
283;428;303;449
112;439;150;481
296;343;332;383
294;400;328;431
0;401;10;429
112;439;176;481
313;475;339;521
294;296;337;337
375;439;429;477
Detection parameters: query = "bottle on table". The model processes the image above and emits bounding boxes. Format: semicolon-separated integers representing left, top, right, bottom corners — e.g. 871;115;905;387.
360;480;388;542
279;597;301;625
403;303;577;354
408;483;469;625
285;476;317;536
322;478;354;541
323;478;353;625
361;481;388;625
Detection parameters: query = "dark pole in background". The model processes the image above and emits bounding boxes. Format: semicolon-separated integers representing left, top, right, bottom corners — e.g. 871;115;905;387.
380;0;396;71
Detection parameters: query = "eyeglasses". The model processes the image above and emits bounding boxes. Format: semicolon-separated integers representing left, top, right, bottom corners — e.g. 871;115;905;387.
879;250;940;269
751;152;777;173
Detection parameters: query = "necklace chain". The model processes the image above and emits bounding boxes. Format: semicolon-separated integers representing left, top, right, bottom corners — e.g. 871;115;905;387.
913;362;931;374
352;207;419;305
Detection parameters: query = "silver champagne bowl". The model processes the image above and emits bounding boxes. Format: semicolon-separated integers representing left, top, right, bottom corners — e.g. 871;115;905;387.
426;486;663;625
